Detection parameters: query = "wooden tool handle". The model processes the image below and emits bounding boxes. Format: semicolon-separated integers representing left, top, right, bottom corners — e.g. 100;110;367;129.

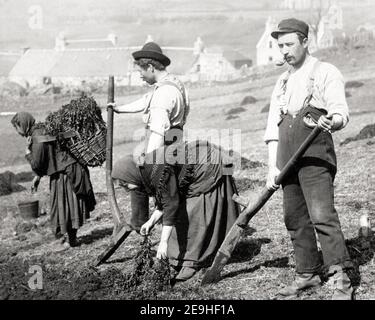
232;194;248;207
236;126;321;227
106;75;123;226
201;126;322;285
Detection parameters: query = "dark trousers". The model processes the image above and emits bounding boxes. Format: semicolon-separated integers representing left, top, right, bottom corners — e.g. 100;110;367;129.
277;110;352;274
130;189;149;231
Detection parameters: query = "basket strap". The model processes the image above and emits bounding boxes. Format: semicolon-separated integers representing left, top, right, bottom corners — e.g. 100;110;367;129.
33;131;77;143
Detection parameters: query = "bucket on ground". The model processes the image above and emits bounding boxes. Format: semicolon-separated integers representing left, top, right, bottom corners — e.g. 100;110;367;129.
18;200;39;219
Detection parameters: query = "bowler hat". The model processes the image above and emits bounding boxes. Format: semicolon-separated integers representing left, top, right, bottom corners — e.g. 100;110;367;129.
132;42;171;67
271;18;309;39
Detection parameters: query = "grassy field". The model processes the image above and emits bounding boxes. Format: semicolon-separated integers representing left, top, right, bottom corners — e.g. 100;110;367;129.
0;43;375;300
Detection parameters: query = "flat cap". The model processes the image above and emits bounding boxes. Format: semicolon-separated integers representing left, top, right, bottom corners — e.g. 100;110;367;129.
271;18;309;39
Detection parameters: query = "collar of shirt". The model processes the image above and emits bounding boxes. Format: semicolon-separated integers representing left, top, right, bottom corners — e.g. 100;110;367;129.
278;55;317;114
154;72;171;88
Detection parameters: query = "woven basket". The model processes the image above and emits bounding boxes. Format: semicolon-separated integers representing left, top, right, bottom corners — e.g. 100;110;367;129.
67;128;107;167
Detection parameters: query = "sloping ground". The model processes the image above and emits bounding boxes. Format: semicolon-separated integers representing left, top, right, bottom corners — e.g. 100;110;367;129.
0;134;374;300
1;44;375;300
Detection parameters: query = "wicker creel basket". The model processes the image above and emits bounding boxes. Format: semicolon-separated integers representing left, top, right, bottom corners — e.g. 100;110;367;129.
67;128;107;167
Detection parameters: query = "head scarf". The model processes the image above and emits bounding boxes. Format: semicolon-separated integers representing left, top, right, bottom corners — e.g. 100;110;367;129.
112;155;143;187
12;112;35;136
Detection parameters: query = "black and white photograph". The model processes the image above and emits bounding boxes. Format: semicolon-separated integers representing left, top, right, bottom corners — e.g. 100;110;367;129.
0;0;374;308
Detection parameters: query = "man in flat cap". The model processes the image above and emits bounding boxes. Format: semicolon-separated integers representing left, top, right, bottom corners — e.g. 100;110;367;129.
264;18;354;299
109;41;190;157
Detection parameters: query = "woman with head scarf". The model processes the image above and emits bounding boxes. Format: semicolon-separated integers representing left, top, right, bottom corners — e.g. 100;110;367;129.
11;112;96;248
112;140;240;281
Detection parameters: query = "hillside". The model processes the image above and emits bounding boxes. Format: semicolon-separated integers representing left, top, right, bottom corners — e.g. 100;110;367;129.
0;0;374;61
1;41;375;167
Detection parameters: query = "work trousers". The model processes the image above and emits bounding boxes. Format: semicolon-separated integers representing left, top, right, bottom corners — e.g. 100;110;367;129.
277;108;353;274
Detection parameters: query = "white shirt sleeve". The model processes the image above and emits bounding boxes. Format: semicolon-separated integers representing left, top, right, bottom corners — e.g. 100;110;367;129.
264;78;284;143
116;95;147;113
320;64;349;128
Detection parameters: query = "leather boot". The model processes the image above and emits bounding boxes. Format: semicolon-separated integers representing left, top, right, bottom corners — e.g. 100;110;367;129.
329;265;354;300
68;229;78;247
175;267;197;281
279;273;321;297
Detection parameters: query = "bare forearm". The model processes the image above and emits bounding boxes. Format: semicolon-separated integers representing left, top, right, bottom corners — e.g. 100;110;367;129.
149;209;163;226
116;99;144;113
160;225;173;244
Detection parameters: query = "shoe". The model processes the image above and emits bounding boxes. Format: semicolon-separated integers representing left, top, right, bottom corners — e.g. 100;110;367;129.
54;231;63;240
328;265;354;300
68;229;78;247
54;234;67;245
53;241;70;252
279;273;321;297
175;267;197;281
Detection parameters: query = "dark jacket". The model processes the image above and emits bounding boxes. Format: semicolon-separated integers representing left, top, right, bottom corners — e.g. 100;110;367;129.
25;127;76;177
139;141;234;226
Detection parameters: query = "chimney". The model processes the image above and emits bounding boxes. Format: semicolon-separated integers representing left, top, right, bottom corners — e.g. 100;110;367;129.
107;33;118;46
145;35;154;43
266;16;275;32
22;47;30;54
55;32;66;51
193;36;204;55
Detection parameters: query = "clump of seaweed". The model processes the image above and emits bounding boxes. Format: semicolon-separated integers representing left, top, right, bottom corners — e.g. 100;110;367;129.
44;95;105;140
43;95;106;167
123;236;172;299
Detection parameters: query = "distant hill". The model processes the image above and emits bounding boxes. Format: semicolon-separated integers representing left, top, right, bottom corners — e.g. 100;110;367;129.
0;0;374;63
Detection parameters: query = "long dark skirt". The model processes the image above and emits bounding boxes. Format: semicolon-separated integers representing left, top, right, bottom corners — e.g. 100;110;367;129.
167;175;240;268
49;162;96;236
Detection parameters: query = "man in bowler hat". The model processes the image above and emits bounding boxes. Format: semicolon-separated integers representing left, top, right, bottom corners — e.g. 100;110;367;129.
109;41;190;156
107;42;190;237
264;18;354;300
